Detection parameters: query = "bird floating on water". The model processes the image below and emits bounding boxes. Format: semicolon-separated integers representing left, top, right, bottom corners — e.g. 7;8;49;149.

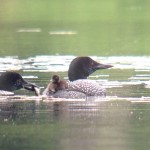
0;71;40;96
43;56;113;99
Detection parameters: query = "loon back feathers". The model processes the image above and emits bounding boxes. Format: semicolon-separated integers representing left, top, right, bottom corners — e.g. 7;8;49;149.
67;80;106;96
50;90;86;99
43;79;106;98
68;56;113;81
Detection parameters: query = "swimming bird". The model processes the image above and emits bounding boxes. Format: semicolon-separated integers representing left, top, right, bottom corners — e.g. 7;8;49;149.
43;56;113;99
0;71;40;96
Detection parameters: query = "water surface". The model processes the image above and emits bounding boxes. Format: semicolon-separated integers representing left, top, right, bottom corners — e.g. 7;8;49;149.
1;0;150;57
0;56;150;150
1;0;150;149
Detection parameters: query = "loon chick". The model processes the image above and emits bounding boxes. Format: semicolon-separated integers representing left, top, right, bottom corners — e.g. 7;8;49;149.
43;75;68;95
43;56;113;99
0;71;39;96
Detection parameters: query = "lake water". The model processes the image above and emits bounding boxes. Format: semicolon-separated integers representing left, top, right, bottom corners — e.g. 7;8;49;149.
0;56;150;150
1;0;150;149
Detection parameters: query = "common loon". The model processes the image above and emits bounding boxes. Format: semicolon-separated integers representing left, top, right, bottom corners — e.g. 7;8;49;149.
43;56;113;99
0;71;39;96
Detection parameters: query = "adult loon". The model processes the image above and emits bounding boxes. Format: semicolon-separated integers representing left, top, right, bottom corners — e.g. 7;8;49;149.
0;71;39;96
43;56;113;99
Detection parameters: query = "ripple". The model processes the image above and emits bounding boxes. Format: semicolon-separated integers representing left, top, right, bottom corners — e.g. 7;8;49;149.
0;95;150;103
0;55;149;72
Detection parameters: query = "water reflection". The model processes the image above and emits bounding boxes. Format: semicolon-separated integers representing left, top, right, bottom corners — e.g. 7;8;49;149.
1;99;150;150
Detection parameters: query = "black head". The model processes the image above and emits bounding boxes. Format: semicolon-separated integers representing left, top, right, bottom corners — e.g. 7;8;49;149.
0;71;39;92
68;56;113;81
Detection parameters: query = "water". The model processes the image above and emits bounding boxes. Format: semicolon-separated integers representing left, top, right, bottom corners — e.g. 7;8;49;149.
0;97;150;150
0;55;150;98
0;56;150;150
1;0;150;149
1;0;150;57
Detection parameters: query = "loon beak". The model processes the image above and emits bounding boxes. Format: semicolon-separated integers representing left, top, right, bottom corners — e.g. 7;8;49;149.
95;63;113;69
22;81;40;96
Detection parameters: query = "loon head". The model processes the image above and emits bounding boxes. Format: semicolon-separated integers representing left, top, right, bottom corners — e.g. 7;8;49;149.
52;75;60;83
0;71;39;92
43;75;68;95
68;56;113;81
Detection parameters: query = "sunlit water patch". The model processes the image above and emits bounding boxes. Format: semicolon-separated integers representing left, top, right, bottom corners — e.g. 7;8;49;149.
17;28;41;33
0;55;150;71
49;31;77;35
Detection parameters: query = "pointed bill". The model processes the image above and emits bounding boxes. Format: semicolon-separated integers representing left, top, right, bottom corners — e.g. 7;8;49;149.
94;63;113;70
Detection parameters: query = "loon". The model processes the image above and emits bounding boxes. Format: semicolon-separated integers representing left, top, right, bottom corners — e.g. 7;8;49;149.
43;56;113;99
0;71;39;96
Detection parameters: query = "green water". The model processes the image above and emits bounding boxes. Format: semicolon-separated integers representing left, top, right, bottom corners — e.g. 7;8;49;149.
0;100;150;150
0;0;150;57
1;1;150;150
